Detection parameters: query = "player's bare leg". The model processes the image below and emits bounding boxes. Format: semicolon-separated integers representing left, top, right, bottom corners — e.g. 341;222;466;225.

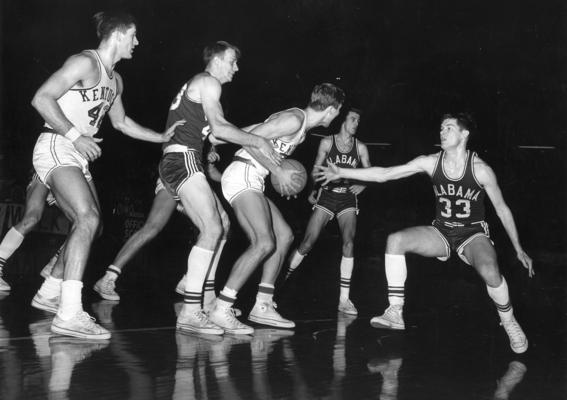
285;207;331;280
94;190;177;301
336;211;357;315
371;226;446;330
175;173;224;335
463;237;528;353
44;167;109;339
248;197;295;328
0;179;49;291
210;190;275;334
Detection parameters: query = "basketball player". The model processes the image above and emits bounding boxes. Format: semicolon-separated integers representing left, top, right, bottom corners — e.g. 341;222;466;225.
316;112;533;353
30;11;182;339
208;83;345;334
285;108;370;316
159;41;281;336
92;146;223;304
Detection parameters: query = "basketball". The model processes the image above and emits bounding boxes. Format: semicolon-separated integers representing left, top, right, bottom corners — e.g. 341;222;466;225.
270;159;308;196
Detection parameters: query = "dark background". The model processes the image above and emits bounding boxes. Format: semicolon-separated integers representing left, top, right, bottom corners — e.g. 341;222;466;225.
0;0;565;266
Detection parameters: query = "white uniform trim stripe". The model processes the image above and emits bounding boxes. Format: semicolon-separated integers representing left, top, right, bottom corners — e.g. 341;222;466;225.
431;225;451;258
49;134;61;165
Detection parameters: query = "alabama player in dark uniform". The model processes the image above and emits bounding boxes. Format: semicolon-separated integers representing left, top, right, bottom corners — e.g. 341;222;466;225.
285;108;370;315
316;112;533;353
158;41;280;335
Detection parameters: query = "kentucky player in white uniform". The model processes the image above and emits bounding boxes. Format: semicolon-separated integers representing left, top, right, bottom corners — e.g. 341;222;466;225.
208;83;345;334
30;11;179;340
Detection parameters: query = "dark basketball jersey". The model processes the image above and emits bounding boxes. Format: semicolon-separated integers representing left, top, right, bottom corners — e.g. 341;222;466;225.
163;78;211;155
431;150;486;224
324;135;361;190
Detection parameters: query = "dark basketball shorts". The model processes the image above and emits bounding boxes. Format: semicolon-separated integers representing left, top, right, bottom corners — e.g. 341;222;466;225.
158;150;204;197
314;188;358;220
431;219;491;265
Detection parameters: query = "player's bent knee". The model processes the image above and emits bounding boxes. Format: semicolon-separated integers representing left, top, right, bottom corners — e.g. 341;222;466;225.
386;232;406;253
280;230;294;247
477;262;501;284
200;220;223;242
254;236;276;257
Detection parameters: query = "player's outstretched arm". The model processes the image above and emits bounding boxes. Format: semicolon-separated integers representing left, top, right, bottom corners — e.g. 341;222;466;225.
315;154;434;185
476;160;534;277
108;74;184;143
200;76;280;166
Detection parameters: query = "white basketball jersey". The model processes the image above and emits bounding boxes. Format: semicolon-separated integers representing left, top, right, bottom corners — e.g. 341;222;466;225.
235;108;307;173
45;50;117;137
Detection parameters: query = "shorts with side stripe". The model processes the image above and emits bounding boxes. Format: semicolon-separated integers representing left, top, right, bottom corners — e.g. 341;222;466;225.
313;188;358;220
155;177;185;213
32;132;92;189
221;159;267;204
158;151;204;197
431;219;491;265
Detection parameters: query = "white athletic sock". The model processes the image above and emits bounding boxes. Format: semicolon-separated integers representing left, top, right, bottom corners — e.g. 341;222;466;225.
286;249;305;278
38;276;62;299
486;276;513;322
0;227;25;266
257;283;275;303
58;280;83;320
385;254;407;306
203;239;226;306
339;256;354;301
183;246;214;311
105;265;121;281
217;287;237;309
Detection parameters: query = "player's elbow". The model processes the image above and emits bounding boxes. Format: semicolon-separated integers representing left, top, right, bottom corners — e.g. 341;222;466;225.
31;92;47;112
111;119;126;133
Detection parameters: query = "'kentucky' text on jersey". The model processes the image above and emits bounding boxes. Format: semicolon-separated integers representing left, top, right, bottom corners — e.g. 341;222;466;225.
44;50;117;137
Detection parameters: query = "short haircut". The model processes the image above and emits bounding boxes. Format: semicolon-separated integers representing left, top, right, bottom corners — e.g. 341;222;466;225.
347;107;362;117
93;11;137;41
203;41;241;66
307;83;345;111
442;112;477;136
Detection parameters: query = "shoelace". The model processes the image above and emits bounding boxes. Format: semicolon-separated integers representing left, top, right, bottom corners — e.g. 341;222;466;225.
77;312;99;329
224;307;244;326
385;306;402;319
191;310;211;326
103;279;116;291
501;320;523;339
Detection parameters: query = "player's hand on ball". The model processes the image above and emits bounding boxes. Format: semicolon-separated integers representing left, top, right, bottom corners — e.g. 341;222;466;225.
314;162;340;186
163;119;186;141
517;250;534;277
276;168;302;198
